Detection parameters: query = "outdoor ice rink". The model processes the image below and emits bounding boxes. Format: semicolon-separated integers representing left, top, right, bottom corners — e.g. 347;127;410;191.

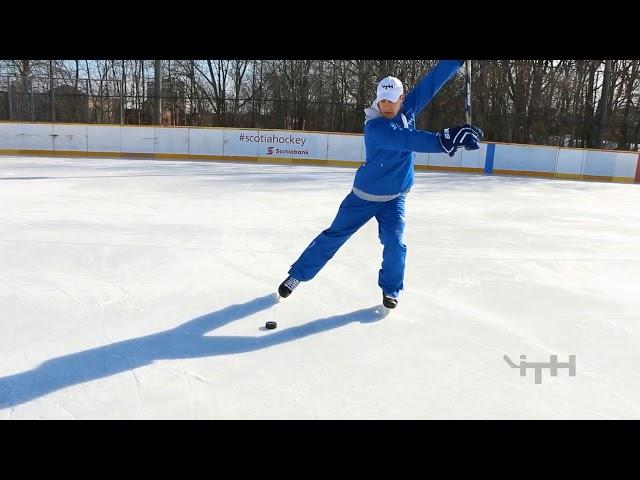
1;155;639;419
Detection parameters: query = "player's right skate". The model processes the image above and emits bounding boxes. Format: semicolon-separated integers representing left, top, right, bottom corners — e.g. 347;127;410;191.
382;293;398;309
278;275;301;298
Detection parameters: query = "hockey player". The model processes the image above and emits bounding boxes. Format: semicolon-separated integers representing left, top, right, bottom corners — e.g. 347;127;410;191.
278;60;483;309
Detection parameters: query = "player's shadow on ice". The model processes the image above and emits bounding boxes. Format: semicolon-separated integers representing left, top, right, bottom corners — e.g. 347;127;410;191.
0;294;386;409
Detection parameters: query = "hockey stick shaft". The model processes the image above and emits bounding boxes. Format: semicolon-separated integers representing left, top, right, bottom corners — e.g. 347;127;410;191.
464;60;472;124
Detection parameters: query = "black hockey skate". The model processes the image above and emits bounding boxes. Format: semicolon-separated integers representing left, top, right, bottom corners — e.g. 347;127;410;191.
278;276;301;298
382;294;398;309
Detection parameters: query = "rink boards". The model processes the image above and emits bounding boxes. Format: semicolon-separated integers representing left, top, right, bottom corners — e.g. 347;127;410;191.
0;121;638;184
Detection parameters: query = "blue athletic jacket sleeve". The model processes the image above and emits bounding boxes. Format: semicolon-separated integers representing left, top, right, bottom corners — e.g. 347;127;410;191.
364;121;442;153
403;60;464;116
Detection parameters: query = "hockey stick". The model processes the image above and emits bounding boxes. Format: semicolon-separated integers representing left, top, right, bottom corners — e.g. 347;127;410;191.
464;60;472;124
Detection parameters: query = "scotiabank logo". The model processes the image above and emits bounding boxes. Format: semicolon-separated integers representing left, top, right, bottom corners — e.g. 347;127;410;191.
265;145;309;156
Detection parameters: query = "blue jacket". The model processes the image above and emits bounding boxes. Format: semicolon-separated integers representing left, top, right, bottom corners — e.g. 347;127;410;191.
352;60;464;200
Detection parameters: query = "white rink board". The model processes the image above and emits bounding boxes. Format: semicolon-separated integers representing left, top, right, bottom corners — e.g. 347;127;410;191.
87;125;121;153
327;134;362;162
52;124;88;152
493;144;557;173
460;144;488;169
0;122;637;182
556;149;584;175
0;123;53;150
121;127;155;154
429;149;462;167
583;151;615;177
414;152;429;166
612;152;638;178
154;127;189;154
188;128;224;156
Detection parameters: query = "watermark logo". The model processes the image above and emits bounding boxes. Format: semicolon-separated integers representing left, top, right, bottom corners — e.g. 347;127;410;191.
504;354;576;384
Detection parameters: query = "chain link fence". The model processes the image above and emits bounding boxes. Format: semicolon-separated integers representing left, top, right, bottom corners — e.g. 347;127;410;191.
0;75;364;132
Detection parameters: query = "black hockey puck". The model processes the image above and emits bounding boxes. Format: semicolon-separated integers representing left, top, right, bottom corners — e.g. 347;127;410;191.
265;321;277;330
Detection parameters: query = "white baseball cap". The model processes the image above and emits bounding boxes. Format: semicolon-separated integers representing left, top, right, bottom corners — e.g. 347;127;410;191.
376;76;404;103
